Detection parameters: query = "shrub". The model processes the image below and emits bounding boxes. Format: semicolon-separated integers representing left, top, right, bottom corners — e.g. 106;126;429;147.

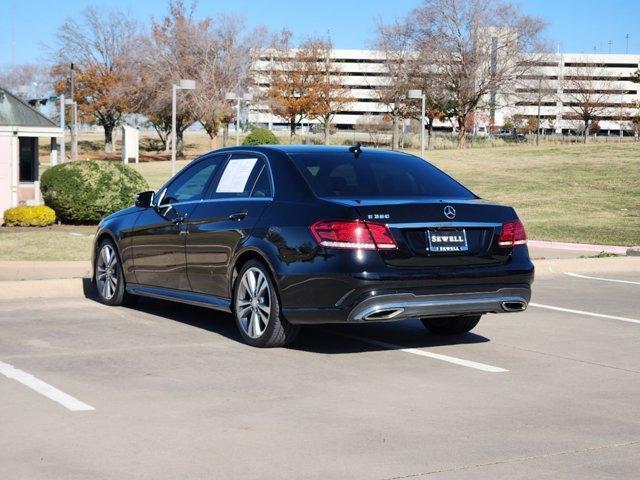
3;205;56;226
40;160;149;224
242;127;279;146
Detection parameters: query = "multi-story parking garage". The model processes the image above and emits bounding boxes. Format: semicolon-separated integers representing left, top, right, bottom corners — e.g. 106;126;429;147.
249;50;640;135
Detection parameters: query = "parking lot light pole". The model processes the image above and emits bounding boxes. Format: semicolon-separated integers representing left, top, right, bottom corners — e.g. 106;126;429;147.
408;89;425;158
225;93;240;146
243;92;253;140
64;98;76;162
226;92;253;146
171;79;196;176
59;94;66;163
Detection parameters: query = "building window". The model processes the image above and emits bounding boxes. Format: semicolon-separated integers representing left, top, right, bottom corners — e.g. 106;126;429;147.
19;137;38;182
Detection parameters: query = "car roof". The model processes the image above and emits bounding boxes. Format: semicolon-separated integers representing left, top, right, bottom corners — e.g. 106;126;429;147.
213;144;415;157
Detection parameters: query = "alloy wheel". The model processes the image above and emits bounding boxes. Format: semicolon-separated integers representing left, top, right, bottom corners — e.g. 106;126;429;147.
96;244;118;300
236;267;271;338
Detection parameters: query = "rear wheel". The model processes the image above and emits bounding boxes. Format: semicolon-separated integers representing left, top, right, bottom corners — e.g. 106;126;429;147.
233;260;300;348
421;315;481;335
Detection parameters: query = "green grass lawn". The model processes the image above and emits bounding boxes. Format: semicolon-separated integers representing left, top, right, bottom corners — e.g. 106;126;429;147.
132;159;191;189
0;225;95;261
2;141;638;261
423;143;640;246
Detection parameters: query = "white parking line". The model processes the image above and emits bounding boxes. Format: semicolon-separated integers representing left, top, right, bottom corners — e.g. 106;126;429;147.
565;272;640;286
529;302;640;325
0;361;94;412
331;332;508;373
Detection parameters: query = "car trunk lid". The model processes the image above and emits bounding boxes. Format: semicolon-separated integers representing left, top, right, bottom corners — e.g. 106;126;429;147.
326;197;515;267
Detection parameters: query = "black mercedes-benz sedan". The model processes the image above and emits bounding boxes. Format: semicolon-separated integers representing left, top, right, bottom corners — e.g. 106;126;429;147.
93;145;534;347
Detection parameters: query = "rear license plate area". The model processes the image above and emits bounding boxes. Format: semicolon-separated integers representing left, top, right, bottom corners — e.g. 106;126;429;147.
427;229;468;253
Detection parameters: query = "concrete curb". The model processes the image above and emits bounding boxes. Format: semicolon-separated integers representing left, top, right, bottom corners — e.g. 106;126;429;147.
528;240;628;255
534;256;640;278
0;261;91;282
0;278;89;301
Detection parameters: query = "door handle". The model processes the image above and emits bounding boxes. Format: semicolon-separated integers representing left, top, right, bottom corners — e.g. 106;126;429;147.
229;211;248;221
172;213;187;225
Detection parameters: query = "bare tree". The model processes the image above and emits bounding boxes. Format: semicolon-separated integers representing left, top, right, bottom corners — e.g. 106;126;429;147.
0;64;54;101
138;0;202;156
562;61;610;143
409;0;546;148
52;6;139;153
511;65;558;143
631;72;640;141
632;103;640;141
372;19;416;150
191;16;264;149
408;49;456;150
265;30;324;143
355;114;392;147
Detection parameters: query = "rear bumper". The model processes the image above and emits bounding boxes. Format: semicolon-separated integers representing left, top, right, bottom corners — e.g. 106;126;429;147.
279;247;534;325
282;284;531;324
348;287;530;322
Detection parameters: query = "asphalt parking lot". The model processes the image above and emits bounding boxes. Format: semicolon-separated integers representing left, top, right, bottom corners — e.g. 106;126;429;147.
1;259;639;479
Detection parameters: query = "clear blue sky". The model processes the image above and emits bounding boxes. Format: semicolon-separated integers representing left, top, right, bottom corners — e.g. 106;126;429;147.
2;0;640;68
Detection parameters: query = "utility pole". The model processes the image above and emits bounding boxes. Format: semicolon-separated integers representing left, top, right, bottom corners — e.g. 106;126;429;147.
536;77;542;146
171;79;196;176
60;94;66;163
407;90;426;158
171;84;177;176
626;34;630;54
70;63;78;161
608;40;612;54
235;97;241;146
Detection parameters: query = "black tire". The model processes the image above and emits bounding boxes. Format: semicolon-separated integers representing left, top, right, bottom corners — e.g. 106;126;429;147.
233;260;300;348
420;315;481;335
94;239;138;307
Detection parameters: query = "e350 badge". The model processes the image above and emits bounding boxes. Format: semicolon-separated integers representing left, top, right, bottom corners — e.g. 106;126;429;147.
367;213;390;220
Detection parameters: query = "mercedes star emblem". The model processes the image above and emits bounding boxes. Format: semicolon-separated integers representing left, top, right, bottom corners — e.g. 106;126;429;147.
444;205;456;219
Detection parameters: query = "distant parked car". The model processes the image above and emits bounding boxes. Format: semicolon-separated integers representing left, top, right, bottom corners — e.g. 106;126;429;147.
92;145;534;347
494;131;527;143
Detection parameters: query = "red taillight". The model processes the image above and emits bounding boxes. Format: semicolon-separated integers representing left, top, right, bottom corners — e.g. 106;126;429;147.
498;219;527;247
365;222;397;249
310;220;397;250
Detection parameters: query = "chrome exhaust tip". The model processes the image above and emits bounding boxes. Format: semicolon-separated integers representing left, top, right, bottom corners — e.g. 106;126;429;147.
363;308;405;321
501;301;526;312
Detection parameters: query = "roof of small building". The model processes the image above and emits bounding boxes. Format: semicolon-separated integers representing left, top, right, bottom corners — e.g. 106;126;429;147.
0;87;57;128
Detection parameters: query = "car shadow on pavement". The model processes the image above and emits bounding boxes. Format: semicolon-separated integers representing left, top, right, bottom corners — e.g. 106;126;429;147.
83;287;491;354
294;323;490;355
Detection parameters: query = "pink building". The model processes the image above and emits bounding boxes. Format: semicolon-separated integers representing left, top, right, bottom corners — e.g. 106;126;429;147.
0;88;64;221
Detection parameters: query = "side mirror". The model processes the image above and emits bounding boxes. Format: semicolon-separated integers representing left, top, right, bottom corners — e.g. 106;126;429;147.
135;190;155;208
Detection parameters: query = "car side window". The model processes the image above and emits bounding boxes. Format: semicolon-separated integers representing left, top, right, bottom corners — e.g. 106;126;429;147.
250;165;272;197
161;155;225;204
211;157;271;199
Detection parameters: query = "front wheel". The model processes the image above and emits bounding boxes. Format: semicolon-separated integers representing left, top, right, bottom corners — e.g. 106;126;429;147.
95;239;137;307
233;260;300;347
421;315;481;335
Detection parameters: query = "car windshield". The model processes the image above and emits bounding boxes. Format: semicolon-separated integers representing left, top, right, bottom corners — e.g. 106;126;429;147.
288;151;476;199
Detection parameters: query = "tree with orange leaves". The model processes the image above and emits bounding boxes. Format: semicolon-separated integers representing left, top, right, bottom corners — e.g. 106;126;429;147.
52;6;138;154
53;65;133;154
265;30;324;143
307;38;352;145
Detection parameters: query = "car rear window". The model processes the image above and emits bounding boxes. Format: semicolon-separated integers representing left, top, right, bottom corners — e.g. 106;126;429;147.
288;152;475;199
